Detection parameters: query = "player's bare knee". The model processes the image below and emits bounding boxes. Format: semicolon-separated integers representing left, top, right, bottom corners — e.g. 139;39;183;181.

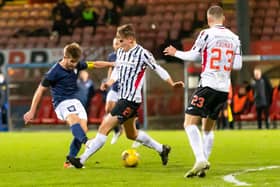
126;133;137;140
66;114;81;125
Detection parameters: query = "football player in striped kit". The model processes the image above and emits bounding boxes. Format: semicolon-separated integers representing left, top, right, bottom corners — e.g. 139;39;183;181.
68;24;184;168
164;5;242;178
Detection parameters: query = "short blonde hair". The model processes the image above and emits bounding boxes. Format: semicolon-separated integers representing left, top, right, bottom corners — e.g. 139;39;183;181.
64;42;82;60
116;24;136;39
207;5;224;19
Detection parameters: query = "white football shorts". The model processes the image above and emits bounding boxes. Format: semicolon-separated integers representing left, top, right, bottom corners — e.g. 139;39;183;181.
55;99;87;121
106;89;118;102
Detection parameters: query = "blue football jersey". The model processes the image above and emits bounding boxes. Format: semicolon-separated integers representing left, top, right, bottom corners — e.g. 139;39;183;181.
42;60;87;108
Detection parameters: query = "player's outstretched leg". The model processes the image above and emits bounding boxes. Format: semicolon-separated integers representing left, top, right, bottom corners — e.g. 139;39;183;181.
111;126;122;144
184;161;210;178
135;130;171;165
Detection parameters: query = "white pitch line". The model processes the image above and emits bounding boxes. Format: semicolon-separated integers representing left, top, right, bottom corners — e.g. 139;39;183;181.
223;165;280;186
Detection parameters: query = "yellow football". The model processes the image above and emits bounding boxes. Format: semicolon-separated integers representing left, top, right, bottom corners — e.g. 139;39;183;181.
121;149;140;167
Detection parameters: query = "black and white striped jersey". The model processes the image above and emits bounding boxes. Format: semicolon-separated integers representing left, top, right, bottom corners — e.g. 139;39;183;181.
111;44;170;103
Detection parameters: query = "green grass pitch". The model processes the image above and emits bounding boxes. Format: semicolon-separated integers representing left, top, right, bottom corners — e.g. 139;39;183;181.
0;129;279;187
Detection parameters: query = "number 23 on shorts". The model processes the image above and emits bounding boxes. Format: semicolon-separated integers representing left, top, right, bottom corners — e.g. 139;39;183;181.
191;95;205;108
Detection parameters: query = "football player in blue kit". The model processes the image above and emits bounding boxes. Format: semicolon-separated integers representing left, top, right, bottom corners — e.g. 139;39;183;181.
23;42;114;168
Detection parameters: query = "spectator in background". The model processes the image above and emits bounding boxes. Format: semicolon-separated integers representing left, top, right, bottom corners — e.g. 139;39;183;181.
102;0;120;26
122;0;146;16
52;0;72;22
253;68;273;129
0;0;5;7
110;0;125;10
79;1;99;33
76;70;95;113
72;0;87;28
52;14;71;37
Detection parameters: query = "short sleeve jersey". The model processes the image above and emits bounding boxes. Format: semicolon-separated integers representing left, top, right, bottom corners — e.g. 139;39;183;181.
42;60;87;108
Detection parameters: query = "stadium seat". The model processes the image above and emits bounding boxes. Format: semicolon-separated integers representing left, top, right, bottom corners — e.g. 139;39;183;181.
268;0;279;8
30;96;57;124
141;39;154;51
59;36;72;47
270;87;280;121
88;92;105;124
174;12;184;22
263;17;275;27
72;34;82;43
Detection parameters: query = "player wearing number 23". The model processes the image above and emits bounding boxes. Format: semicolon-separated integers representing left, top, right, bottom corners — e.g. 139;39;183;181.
163;5;242;178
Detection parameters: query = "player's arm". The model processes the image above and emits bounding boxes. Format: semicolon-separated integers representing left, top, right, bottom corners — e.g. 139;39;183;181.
23;83;48;124
232;42;242;70
163;30;206;61
163;45;201;61
153;63;184;88
86;61;115;69
107;66;113;80
100;66;118;91
145;52;184;88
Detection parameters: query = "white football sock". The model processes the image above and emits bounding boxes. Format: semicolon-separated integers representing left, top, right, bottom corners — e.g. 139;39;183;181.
185;125;206;163
80;133;107;164
136;130;163;153
202;130;214;160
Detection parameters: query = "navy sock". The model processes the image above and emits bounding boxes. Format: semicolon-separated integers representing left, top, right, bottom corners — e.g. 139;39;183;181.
113;126;120;133
70;123;88;144
135;120;141;130
68;138;82;158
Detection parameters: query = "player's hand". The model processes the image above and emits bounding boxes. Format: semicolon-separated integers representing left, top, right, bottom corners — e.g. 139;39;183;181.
23;110;35;125
163;45;177;56
100;82;109;91
172;81;185;88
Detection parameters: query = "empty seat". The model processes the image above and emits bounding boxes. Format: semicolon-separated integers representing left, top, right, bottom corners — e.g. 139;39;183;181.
30;96;56;124
88;92;105;124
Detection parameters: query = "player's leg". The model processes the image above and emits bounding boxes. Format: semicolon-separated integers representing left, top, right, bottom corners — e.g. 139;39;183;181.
69;99;134;168
131;119;142;148
201;118;215;160
184;114;209;177
196;118;215;177
81;114;119;163
195;89;228;177
64;118;88;168
123;118;171;165
105;90;122;144
55;99;89;168
106;101;122;145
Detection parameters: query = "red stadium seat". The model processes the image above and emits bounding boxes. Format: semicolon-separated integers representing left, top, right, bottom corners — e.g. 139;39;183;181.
88;92;105;124
30;96;57;124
